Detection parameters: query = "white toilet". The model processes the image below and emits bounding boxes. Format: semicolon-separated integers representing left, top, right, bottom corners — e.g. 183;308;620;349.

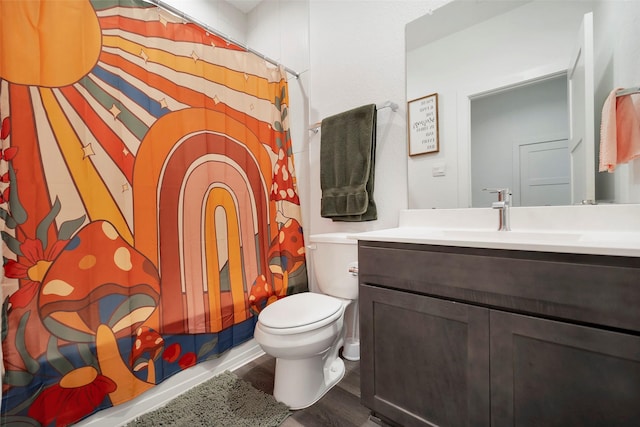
253;232;359;409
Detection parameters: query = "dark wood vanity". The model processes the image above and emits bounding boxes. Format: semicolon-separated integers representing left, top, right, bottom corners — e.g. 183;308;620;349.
358;240;640;427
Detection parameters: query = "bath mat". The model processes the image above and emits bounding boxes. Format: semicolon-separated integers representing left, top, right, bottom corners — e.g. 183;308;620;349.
126;370;290;426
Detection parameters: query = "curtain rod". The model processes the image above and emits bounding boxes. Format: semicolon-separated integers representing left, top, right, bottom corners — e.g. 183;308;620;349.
308;101;399;133
142;0;300;79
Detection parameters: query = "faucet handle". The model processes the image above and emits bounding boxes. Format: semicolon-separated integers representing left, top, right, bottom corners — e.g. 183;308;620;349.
484;188;511;231
483;187;511;202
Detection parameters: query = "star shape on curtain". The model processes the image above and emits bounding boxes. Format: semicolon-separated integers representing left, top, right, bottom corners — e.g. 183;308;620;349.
109;105;121;119
82;144;95;158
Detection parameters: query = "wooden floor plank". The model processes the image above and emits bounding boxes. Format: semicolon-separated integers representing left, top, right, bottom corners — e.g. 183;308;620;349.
339;359;362;398
233;356;276;395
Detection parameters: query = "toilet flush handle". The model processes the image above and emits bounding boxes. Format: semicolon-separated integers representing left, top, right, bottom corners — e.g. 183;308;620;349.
348;262;359;276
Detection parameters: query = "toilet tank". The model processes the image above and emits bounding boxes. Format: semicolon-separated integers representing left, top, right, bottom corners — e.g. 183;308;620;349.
308;233;358;300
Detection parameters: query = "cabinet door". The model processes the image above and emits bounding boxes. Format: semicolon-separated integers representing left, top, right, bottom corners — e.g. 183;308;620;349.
360;284;490;427
491;311;640;427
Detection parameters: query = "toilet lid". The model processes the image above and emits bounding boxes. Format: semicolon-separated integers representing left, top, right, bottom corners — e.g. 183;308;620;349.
258;292;343;329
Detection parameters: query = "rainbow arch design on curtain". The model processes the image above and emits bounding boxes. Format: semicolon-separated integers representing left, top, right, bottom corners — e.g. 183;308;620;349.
0;1;307;425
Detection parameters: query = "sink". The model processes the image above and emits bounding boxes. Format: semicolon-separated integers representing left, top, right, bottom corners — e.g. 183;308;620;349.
438;229;583;243
351;227;584;245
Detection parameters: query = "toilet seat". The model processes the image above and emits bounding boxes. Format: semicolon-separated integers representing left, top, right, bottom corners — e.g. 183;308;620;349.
258;292;345;335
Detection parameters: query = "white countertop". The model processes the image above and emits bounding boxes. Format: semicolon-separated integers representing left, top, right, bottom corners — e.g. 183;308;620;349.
348;205;640;257
351;227;640;257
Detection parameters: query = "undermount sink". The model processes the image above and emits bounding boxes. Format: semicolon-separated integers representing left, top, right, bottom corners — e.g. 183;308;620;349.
434;229;640;246
436;229;583;243
350;227;587;246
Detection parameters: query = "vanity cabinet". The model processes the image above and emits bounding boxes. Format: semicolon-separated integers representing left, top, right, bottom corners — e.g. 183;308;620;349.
358;240;640;427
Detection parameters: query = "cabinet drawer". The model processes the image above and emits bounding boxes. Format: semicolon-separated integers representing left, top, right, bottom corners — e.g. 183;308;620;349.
358;241;640;333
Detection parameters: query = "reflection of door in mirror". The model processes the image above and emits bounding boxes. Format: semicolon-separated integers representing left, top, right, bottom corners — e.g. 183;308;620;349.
518;139;570;206
470;76;569;208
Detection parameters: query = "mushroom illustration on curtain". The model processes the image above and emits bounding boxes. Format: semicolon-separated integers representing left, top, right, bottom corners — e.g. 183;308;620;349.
0;0;307;425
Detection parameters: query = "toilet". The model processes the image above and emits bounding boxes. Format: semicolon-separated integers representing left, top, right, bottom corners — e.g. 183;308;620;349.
253;233;359;409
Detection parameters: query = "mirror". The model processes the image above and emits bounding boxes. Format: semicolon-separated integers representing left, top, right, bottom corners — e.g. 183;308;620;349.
406;0;636;209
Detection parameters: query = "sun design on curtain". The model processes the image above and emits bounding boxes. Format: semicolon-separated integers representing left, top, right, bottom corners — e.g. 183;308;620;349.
0;0;307;425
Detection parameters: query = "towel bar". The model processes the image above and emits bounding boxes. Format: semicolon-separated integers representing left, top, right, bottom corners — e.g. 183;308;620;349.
308;101;398;133
616;87;640;97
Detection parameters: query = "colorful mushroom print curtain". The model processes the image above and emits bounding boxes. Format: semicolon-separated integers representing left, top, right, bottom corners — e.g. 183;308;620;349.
0;0;307;425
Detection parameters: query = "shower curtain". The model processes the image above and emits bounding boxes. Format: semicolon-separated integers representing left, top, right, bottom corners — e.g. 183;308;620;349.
0;0;307;425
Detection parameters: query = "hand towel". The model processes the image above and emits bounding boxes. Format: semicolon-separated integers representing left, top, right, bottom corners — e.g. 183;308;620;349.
599;88;640;173
320;104;377;222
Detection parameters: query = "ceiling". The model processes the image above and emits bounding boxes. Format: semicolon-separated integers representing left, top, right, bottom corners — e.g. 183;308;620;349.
224;0;262;13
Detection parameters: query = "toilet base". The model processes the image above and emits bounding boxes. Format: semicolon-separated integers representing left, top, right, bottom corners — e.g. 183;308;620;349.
273;354;345;410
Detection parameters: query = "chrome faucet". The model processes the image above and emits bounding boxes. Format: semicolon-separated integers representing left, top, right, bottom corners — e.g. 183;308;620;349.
483;188;511;231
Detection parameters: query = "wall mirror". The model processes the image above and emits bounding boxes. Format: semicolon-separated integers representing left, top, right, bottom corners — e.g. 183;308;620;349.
406;0;631;209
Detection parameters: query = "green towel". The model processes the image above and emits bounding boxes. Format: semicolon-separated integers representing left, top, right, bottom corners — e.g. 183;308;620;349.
320;104;377;221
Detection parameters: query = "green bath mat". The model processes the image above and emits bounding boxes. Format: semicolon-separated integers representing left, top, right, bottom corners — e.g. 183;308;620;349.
127;370;290;426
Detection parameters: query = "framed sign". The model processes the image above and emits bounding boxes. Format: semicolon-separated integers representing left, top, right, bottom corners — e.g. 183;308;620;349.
408;93;439;156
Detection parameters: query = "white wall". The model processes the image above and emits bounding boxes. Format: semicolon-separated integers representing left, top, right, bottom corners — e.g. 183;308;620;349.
307;0;434;234
244;0;435;289
406;0;595;208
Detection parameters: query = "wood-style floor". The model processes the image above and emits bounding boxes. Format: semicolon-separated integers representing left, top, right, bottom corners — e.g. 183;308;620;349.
233;353;380;427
